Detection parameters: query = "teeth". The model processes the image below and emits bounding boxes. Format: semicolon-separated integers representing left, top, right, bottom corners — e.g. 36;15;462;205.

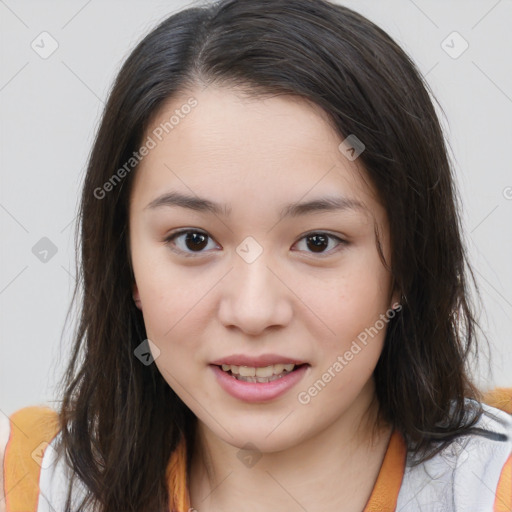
239;366;256;377
237;374;286;383
220;363;296;377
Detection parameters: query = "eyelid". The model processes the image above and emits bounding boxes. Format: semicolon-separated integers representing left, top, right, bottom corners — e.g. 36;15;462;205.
163;228;347;257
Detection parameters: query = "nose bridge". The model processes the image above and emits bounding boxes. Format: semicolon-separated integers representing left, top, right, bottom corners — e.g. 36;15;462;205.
218;243;292;334
234;250;275;299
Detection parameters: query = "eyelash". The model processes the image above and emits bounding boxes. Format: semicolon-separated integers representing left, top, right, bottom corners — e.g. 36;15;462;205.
163;229;347;258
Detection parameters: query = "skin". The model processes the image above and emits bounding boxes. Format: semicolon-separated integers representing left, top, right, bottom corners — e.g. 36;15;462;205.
129;85;400;512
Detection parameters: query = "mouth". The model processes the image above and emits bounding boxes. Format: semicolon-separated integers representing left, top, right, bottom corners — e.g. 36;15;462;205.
215;363;308;384
211;362;310;402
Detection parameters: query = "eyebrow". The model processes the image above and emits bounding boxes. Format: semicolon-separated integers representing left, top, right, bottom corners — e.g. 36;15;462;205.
144;191;366;218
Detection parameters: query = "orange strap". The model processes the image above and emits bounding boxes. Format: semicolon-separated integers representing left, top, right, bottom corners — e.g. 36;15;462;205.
3;406;60;512
494;448;512;512
484;387;512;511
483;387;512;415
363;429;407;511
166;435;190;512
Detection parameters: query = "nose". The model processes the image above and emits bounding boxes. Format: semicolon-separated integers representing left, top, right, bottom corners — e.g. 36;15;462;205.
217;251;293;336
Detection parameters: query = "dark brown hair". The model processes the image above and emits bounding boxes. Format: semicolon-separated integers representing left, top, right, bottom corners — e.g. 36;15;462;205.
56;0;493;509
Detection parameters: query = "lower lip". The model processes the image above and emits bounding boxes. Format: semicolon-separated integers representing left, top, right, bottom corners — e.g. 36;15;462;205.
210;364;309;403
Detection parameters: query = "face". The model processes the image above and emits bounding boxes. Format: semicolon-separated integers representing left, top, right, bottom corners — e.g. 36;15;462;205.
129;85;399;452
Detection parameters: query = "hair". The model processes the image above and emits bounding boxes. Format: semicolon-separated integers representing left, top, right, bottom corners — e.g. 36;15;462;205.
55;0;494;510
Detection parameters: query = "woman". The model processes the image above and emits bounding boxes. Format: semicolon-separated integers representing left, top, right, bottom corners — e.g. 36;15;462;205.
2;1;511;511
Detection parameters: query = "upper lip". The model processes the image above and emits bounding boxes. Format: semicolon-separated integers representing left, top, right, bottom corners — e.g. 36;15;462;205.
211;354;307;367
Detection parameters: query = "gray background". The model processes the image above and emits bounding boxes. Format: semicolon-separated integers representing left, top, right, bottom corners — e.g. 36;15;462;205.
1;0;511;417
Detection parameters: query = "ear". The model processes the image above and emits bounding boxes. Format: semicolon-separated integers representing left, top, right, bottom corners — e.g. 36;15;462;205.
133;283;142;310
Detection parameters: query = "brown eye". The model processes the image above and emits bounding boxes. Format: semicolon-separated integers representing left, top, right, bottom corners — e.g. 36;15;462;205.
164;229;219;257
294;232;346;256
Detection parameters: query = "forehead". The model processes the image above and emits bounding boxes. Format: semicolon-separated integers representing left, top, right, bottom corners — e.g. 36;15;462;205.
130;86;383;221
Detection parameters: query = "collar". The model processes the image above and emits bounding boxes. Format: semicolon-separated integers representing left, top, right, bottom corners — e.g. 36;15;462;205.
166;428;407;511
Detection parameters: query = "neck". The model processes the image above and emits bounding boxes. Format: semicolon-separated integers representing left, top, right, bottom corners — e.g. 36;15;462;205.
188;380;393;512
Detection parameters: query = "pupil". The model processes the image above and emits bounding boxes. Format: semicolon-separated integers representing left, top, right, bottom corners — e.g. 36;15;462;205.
307;234;327;252
186;232;208;251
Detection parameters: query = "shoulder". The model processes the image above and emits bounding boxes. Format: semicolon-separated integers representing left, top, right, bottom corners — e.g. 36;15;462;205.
397;398;512;512
1;405;61;512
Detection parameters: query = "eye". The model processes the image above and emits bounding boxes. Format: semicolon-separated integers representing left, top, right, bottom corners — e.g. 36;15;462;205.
164;229;219;257
164;229;347;258
293;232;347;256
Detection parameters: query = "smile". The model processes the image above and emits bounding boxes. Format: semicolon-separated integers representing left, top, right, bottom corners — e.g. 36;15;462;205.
211;363;309;402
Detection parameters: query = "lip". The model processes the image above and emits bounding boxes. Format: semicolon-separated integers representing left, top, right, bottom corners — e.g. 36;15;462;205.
210;354;307;367
210;363;309;403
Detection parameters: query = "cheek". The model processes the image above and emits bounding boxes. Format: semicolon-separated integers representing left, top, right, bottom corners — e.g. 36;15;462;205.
131;233;206;331
139;272;207;346
306;255;392;346
140;268;210;390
